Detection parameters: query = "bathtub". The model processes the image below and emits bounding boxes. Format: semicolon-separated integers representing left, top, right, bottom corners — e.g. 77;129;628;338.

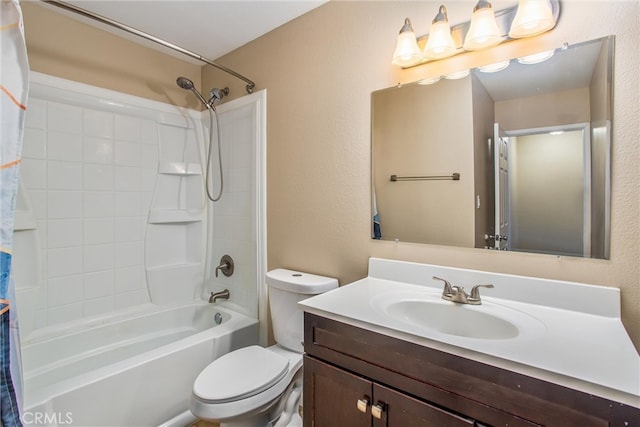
21;301;258;426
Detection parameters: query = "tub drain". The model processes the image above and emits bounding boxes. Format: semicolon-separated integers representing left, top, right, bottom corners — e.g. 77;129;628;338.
214;312;223;325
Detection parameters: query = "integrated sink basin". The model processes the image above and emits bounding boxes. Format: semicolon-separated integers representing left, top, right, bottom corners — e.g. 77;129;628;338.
383;300;517;339
371;290;545;340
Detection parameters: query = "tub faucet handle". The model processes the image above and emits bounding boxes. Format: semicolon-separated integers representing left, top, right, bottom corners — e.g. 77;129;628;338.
215;255;234;278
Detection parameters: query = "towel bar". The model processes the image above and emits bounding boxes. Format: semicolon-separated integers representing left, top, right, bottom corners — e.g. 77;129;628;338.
390;173;460;181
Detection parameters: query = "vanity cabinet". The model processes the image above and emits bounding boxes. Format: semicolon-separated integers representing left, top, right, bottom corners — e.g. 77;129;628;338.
305;356;476;426
303;312;640;427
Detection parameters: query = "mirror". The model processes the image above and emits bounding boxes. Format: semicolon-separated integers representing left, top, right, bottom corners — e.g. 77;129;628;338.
372;36;613;259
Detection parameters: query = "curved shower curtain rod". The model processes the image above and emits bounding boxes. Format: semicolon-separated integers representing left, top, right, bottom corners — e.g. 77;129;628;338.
42;0;256;94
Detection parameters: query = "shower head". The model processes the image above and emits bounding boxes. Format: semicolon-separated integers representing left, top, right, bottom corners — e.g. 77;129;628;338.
208;87;230;105
176;76;194;90
176;76;209;108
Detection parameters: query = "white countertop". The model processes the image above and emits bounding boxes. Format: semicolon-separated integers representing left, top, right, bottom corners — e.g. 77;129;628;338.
299;258;640;407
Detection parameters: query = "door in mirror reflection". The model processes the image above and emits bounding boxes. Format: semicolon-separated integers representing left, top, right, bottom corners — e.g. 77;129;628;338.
499;123;591;257
493;123;510;251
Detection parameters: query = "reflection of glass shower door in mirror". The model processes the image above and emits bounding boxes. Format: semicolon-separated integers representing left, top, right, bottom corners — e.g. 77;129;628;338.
494;123;510;251
506;123;590;257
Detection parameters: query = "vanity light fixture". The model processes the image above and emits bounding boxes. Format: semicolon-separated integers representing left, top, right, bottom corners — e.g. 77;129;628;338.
444;69;470;79
423;5;457;60
463;0;502;51
392;0;559;68
392;18;423;67
509;0;555;38
477;60;510;73
417;76;442;85
517;50;554;64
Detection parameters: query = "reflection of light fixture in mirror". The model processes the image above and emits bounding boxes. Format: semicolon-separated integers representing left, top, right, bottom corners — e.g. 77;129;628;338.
509;0;555;38
463;0;502;50
477;60;510;73
418;76;441;85
444;69;470;79
423;5;457;60
392;18;423;67
517;50;554;64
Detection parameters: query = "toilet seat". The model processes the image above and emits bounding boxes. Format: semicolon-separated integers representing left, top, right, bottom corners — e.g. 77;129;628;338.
194;345;289;403
190;345;303;423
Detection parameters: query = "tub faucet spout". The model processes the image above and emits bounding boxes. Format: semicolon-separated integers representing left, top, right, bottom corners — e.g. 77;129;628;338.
209;289;230;303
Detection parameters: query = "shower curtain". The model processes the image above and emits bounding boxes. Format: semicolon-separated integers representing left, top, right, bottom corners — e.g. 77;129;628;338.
1;0;28;424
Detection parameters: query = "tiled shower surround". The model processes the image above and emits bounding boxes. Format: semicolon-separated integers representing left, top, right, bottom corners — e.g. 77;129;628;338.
21;96;159;326
16;72;263;338
14;71;202;335
14;74;266;424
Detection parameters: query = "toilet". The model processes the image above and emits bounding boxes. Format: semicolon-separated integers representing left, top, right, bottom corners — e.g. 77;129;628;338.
190;269;338;427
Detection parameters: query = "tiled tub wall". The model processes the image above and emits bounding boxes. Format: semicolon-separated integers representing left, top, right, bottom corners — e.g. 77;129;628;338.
207;105;260;318
20;89;160;328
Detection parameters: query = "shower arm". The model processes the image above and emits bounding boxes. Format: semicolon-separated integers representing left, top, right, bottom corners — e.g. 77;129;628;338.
42;0;256;94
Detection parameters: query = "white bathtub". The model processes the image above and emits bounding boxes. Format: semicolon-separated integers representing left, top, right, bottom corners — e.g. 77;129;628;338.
21;301;258;426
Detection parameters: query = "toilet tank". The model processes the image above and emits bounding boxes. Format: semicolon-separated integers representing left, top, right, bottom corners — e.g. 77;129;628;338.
266;269;338;352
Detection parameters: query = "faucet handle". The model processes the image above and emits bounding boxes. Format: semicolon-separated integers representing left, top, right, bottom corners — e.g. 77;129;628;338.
215;255;234;278
433;276;454;296
469;284;494;301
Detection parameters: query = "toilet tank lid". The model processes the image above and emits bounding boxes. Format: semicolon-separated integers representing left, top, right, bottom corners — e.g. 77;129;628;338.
266;269;338;294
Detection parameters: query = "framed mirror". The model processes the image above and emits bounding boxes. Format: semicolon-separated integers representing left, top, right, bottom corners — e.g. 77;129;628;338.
371;36;613;259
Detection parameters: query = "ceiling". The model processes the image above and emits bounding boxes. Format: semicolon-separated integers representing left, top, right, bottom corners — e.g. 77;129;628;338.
41;1;602;100
42;0;328;64
474;38;603;101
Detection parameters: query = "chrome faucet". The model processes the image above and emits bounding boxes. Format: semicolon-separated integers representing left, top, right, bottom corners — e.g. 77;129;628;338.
432;276;493;305
209;289;230;303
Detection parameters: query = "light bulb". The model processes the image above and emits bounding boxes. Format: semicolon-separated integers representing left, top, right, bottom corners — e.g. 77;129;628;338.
464;0;502;50
418;76;441;85
509;0;555;38
423;5;457;60
517;50;554;64
444;69;470;80
392;18;423;67
477;60;510;73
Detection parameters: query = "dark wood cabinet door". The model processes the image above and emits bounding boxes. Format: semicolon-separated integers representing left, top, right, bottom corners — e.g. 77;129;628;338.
304;355;372;427
372;383;476;427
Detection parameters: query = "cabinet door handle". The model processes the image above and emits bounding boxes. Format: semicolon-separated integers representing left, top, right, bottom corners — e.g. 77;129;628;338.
372;402;385;419
356;397;370;413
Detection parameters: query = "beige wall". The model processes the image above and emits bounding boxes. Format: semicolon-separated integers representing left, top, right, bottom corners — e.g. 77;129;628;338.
590;37;613;124
372;78;475;246
203;1;639;350
471;73;495;247
22;2;202;110
496;87;590;130
22;1;640;350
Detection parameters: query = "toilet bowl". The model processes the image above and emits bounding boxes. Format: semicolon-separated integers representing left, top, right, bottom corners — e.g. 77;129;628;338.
190;269;338;427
